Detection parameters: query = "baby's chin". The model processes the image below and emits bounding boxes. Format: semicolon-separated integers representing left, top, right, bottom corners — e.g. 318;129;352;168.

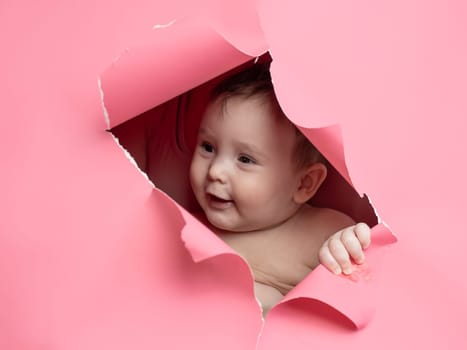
205;215;263;233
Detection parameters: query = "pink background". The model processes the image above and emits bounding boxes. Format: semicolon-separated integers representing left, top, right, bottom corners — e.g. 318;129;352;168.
1;0;466;349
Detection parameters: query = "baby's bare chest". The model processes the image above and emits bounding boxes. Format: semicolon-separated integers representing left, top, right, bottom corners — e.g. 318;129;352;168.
218;226;327;294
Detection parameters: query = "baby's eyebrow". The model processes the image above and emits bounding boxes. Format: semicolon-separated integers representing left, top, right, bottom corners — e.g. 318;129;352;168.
197;127;212;137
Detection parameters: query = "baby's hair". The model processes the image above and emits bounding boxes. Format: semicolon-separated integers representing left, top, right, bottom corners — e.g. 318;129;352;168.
211;61;325;169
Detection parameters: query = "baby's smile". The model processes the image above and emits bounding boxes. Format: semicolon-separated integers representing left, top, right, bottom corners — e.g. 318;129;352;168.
206;193;234;210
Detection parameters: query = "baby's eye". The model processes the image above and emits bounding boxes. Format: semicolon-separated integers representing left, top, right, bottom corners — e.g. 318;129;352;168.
238;155;256;164
200;141;214;153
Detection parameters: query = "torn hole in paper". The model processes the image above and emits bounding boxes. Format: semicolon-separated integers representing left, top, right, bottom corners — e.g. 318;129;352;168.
101;36;384;332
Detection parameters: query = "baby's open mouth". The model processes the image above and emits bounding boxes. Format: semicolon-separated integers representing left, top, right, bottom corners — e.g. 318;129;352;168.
207;194;233;209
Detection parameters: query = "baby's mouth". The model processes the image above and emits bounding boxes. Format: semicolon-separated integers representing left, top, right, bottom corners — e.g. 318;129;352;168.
207;194;233;209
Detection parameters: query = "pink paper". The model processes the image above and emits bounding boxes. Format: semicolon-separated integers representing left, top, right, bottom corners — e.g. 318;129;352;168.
1;1;467;349
101;19;262;129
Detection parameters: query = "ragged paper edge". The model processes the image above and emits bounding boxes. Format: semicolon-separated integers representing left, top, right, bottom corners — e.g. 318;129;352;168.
153;19;176;30
267;223;397;330
99;77;156;189
100;18;259;129
99;14;398;338
98;77;111;130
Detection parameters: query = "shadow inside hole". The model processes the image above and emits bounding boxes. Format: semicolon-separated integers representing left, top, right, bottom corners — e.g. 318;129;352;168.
109;54;377;226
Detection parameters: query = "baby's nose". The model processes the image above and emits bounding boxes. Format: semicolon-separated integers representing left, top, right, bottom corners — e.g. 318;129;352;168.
207;158;229;183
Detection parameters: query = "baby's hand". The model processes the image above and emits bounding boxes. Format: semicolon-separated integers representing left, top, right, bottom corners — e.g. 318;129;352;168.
318;223;371;275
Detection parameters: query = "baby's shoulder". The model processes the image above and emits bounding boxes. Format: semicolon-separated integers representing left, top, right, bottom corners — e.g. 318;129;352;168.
275;205;356;272
299;205;355;237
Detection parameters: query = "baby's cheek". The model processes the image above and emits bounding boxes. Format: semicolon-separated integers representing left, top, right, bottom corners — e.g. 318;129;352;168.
188;159;196;181
240;183;267;205
189;158;203;187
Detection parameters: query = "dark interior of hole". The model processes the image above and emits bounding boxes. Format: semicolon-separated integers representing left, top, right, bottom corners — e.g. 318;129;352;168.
110;56;378;227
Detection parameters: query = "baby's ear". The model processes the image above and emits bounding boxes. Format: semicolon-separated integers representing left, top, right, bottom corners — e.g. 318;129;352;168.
294;163;327;204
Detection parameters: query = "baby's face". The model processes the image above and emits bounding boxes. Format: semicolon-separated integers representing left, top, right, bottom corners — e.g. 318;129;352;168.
190;95;302;232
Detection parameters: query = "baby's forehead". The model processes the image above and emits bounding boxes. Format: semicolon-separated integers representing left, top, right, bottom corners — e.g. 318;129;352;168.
201;94;298;146
205;93;286;123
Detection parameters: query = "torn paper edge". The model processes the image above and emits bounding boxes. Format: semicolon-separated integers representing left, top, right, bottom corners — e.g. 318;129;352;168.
364;195;397;242
98;21;392;340
109;132;156;189
179;215;267;337
153;19;176;30
99;77;156;189
255;314;265;350
98;77;110;129
365;193;381;224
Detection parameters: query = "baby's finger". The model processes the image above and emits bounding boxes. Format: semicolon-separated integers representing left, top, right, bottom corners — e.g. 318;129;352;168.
341;227;365;264
354;222;371;249
318;243;342;275
328;236;353;275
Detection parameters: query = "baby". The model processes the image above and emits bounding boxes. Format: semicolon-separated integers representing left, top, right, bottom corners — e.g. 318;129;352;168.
189;62;370;314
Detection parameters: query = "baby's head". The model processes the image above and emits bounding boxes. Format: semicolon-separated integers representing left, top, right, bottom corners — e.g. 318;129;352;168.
190;62;328;232
211;63;325;170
